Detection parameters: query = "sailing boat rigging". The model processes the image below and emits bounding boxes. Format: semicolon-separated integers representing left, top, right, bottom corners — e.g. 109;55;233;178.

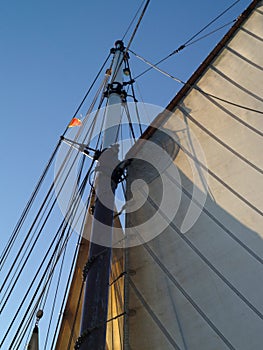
1;0;263;349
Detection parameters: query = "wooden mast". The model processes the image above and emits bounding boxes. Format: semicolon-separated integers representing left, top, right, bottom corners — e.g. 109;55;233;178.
76;40;125;350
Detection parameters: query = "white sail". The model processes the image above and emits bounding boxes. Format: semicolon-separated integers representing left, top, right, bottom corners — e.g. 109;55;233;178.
126;1;263;349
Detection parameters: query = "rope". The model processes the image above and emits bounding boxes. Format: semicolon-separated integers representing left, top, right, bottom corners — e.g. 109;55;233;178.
110;0;150;87
69;53;111;124
0;189;55;308
0;140;61;270
129;49;263;122
1;53;111;272
43;245;67;350
1;151;91;308
2;159;94;347
109;271;127;286
2;219;67;347
129;278;182;350
183;0;240;46
121;0;146;41
75;312;126;349
110;263;126;348
177;105;263;175
66;282;85;350
5;216;79;348
0;196;58;312
125;0;151;53
163;169;263;266
130;236;236;350
138;188;263;320
1;58;108;309
134;0;241;79
49;232;82;349
126;59;143;135
11;301;38;350
185;20;236;47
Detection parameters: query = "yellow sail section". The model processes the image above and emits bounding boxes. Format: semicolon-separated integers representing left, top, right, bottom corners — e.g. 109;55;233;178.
106;248;125;349
55;236;90;349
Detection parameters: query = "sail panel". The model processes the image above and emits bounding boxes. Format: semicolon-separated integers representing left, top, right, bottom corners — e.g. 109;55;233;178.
126;1;263;349
106;248;125;349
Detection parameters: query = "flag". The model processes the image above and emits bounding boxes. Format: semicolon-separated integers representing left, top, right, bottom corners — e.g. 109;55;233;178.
27;325;39;350
68;117;82;128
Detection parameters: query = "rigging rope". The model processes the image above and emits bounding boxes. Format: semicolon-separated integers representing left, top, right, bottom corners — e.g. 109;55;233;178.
0;52;111;274
43;244;67;350
121;0;146;41
183;0;240;46
125;0;151;53
126;59;143;135
12;301;39;350
1;52;112;320
70;53;111;123
129;278;182;350
163;169;263;266
129;238;236;350
0;140;61;270
49;239;81;349
185;20;236;47
137;188;263;319
167;134;263;216
177;105;263;175
134;0;242;80
2;158;95;347
1;148;89;305
66;282;85;350
129;50;263;122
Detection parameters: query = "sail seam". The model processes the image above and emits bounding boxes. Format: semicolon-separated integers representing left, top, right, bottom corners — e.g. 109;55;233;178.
130;235;235;350
137;190;263;321
241;26;263;43
197;88;263;135
164;169;263;266
129;278;182;350
174;141;263;216
130;49;263;137
226;46;263;72
178;105;263;175
210;66;263;102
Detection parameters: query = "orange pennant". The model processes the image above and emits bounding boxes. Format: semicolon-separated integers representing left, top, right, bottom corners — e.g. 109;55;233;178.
68;117;82;128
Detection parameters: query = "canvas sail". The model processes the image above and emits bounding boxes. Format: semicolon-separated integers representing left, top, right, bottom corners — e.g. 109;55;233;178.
126;1;263;349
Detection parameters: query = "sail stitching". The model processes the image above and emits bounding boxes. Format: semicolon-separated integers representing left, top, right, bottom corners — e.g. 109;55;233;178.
241;26;263;43
211;66;263;102
168;136;263;216
164;169;263;266
137;189;263;321
130;232;236;350
197;88;263;136
178;105;263;175
129;49;263;141
129;278;183;350
226;46;263;72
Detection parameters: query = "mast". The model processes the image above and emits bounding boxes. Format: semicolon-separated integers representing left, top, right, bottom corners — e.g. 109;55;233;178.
76;40;125;350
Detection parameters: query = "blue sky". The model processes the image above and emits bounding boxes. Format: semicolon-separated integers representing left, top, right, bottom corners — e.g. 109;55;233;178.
0;0;251;237
0;0;252;347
